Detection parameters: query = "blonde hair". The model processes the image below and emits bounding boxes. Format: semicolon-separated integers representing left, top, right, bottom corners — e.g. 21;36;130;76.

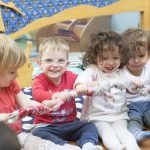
0;34;26;72
39;36;70;58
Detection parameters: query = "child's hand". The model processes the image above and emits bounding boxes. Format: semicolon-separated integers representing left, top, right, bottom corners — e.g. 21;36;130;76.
52;90;77;102
131;80;143;90
128;80;150;96
36;105;50;114
0;113;10;122
42;99;64;111
75;82;98;96
127;80;143;93
75;83;89;95
52;91;67;100
49;98;64;111
42;100;53;110
52;91;69;101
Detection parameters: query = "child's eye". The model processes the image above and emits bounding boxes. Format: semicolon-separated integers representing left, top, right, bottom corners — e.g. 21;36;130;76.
139;55;145;58
114;57;119;60
10;71;15;74
102;58;108;60
10;71;17;74
58;59;66;64
44;58;53;63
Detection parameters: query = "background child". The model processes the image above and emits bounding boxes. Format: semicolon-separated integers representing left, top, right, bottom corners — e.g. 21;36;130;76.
0;34;70;150
32;37;102;150
0;121;21;150
122;28;150;144
74;31;140;150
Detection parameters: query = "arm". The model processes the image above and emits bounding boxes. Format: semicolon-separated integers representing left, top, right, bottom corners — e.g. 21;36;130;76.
74;67;97;95
16;91;50;112
32;75;67;110
32;75;55;102
16;91;41;108
44;90;78;111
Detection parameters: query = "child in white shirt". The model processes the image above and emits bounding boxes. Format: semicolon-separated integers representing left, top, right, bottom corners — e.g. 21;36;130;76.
74;31;140;150
122;28;150;144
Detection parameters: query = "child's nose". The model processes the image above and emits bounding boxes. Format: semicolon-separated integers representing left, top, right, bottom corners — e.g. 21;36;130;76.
108;59;113;65
51;61;59;66
134;57;140;63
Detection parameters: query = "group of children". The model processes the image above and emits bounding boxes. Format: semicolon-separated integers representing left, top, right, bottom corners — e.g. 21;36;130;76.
0;28;150;150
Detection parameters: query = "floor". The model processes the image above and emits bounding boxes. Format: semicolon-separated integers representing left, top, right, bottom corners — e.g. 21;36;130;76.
140;140;150;150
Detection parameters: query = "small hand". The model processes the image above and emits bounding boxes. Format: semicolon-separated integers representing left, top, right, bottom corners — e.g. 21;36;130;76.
52;91;70;101
36;105;50;114
75;82;98;95
42;100;54;110
128;80;143;94
75;83;88;95
131;80;143;90
43;99;64;111
0;113;10;122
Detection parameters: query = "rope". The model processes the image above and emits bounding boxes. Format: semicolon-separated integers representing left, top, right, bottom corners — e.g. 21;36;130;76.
2;81;150;124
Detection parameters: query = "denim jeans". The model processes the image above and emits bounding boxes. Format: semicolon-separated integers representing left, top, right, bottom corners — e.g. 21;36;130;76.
128;101;150;136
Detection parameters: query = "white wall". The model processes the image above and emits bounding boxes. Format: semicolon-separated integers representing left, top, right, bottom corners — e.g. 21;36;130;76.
110;12;140;33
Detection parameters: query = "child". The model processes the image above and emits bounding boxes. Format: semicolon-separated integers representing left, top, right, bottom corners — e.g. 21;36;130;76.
122;28;150;144
32;37;103;150
0;34;73;150
0;121;21;150
74;31;140;150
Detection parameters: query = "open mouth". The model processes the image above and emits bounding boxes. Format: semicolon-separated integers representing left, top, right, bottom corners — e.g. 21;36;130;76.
49;69;60;73
106;67;114;71
131;65;142;68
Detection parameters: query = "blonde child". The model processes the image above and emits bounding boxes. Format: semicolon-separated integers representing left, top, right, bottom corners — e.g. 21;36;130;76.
74;31;140;150
31;37;103;150
0;34;74;150
122;28;150;144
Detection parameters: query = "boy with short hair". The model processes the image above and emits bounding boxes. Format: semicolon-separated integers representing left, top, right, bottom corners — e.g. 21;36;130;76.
32;37;102;150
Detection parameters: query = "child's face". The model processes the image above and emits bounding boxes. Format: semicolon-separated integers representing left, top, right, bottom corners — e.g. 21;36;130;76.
97;48;121;73
127;49;149;76
0;68;18;88
40;49;69;84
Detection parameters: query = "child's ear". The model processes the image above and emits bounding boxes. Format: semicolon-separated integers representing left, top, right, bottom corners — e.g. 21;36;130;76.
37;59;43;69
67;61;70;66
148;52;150;58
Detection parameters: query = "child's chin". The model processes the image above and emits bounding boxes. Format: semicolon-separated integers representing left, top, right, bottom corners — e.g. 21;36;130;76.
103;69;114;73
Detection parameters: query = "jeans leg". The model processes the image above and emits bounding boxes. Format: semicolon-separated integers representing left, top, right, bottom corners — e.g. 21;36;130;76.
32;126;67;145
128;103;143;138
144;107;150;128
127;102;150;143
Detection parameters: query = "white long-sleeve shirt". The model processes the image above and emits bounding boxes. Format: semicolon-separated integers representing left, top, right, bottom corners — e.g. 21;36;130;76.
123;60;150;103
74;65;129;122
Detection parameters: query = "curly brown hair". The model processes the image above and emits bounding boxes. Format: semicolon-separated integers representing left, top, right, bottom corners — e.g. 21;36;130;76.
121;28;150;58
82;31;128;68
